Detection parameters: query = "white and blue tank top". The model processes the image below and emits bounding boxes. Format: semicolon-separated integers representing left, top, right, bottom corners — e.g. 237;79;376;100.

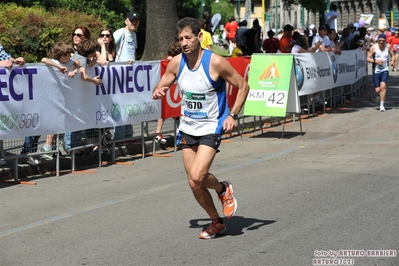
373;43;389;74
176;49;228;136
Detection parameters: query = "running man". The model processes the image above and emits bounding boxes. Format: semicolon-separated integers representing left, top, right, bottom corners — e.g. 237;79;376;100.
152;17;249;239
367;34;394;112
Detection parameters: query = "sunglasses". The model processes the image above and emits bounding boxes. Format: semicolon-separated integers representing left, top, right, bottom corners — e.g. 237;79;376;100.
100;34;111;38
72;33;84;38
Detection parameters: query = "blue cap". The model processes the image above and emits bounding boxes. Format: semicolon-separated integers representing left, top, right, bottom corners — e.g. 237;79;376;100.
378;34;386;40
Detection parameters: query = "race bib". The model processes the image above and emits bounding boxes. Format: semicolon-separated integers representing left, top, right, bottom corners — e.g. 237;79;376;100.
182;91;209;119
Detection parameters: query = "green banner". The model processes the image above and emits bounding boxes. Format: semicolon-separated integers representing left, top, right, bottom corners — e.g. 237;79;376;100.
244;54;294;117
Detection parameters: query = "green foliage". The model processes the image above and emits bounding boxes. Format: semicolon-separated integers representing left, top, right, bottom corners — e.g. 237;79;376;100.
177;0;233;26
0;3;107;62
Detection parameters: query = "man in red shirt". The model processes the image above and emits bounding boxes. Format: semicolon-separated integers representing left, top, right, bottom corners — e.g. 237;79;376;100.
224;16;239;41
388;29;399;71
263;29;280;53
279;24;294;53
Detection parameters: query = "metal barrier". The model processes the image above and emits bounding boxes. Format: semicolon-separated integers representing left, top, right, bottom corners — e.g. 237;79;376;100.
1;75;371;181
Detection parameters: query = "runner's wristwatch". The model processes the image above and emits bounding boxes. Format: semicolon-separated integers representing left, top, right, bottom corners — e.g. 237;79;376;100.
229;113;238;120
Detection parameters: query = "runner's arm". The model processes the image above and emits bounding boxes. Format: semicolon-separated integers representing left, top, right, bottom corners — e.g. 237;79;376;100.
152;55;180;100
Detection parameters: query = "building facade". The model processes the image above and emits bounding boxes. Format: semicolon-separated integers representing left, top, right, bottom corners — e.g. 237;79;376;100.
233;0;399;33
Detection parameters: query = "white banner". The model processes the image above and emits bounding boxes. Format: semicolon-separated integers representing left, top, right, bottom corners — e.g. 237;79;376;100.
0;61;161;139
294;50;367;96
0;50;367;139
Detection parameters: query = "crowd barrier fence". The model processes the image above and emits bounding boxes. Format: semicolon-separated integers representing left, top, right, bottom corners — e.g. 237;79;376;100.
0;50;369;180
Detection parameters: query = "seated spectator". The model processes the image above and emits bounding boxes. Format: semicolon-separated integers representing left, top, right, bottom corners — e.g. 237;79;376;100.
231;39;243;57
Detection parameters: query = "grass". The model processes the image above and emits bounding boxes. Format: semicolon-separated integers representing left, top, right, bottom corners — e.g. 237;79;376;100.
212;45;229;57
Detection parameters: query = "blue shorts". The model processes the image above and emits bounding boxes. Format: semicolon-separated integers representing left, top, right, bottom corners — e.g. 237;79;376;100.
373;71;389;88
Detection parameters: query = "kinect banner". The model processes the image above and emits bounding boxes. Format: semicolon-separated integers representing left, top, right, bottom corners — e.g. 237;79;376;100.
0;61;161;138
294;49;367;96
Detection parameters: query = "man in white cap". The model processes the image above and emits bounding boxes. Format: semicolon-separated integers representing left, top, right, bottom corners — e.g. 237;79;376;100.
114;12;140;63
113;12;141;142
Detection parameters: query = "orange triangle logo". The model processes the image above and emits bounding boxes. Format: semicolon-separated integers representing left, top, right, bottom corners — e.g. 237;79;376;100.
259;62;280;80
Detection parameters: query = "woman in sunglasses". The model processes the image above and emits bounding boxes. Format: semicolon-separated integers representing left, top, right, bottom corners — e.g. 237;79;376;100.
96;29;116;65
71;26;91;52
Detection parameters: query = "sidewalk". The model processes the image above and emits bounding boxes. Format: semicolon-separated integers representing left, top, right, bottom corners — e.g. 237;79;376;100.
0;66;398;182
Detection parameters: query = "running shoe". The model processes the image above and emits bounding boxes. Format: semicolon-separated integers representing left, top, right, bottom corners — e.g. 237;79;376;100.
380;106;386;112
155;134;167;144
218;181;237;218
199;219;226;239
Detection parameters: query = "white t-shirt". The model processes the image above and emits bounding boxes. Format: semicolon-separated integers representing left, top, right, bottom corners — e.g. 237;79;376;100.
311;35;331;52
113;28;137;62
325;10;339;30
291;44;301;54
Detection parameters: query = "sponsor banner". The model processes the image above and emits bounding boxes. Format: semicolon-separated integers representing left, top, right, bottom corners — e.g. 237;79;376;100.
1;51;366;139
159;56;251;118
294;49;367;96
0;61;161;138
160;60;181;119
226;56;251;108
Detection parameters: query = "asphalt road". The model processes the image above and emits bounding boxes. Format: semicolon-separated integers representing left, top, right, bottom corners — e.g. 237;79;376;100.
0;70;398;266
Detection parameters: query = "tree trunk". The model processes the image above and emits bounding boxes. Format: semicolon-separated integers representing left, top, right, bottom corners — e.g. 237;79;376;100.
141;0;179;60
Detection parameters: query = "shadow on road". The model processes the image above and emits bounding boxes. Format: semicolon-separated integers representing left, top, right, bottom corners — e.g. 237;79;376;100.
189;216;276;237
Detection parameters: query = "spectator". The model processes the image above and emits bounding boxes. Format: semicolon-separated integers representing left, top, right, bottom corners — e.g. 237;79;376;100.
202;11;213;34
291;35;321;54
346;23;356;49
199;18;213;50
71;26;91;52
96;28;116;64
0;45;42;165
308;27;317;45
212;31;220;47
244;18;262;55
325;3;339;30
154;41;183;145
224;16;239;42
40;42;80;158
65;39;103;153
114;12;140;63
230;39;243;57
277;29;284;40
0;43;25;165
262;29;280;53
279;24;294;53
113;12;141;143
339;27;351;50
95;29;117;152
327;28;338;48
235;20;248;55
388;29;399;71
311;25;341;54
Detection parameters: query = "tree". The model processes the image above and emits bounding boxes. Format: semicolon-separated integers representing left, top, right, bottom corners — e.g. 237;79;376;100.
141;0;179;61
